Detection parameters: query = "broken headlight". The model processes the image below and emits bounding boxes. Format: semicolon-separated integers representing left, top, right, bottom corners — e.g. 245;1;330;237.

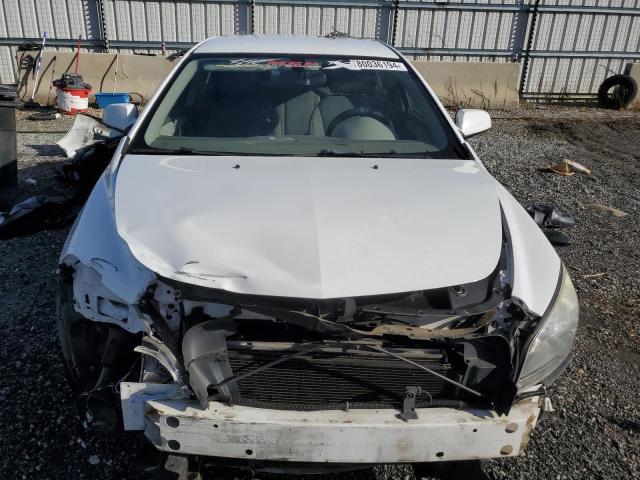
517;266;578;390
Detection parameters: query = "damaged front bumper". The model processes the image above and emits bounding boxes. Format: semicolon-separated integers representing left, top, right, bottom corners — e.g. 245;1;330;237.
121;382;540;464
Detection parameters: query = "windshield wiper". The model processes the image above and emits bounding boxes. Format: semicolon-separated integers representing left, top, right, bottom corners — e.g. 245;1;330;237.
130;146;250;156
128;146;201;155
317;149;430;158
128;146;295;156
318;149;393;157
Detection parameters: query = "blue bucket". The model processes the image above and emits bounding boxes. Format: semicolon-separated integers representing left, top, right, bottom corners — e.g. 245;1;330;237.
94;92;130;108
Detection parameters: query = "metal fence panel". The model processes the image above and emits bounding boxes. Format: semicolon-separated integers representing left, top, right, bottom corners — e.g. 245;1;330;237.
0;0;639;99
0;0;102;82
394;2;529;62
523;0;640;98
252;1;389;39
99;0;247;46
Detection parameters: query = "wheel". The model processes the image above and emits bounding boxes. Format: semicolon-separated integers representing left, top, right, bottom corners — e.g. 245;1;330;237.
597;74;638;109
57;273;140;390
57;275;108;392
57;273;140;430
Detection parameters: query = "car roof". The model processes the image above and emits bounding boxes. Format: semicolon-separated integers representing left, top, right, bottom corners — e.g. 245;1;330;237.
193;35;399;59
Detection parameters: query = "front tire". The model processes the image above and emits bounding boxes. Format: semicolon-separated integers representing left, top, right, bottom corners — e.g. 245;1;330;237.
57;272;140;430
57;274;107;392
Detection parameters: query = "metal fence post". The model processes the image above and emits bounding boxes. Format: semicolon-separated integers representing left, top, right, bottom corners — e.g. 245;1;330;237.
509;0;529;62
251;0;256;34
519;0;540;98
96;0;110;52
236;0;252;35
390;0;400;46
376;0;396;46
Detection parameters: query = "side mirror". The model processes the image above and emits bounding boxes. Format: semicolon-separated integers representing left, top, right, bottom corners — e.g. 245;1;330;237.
455;109;491;138
102;103;138;132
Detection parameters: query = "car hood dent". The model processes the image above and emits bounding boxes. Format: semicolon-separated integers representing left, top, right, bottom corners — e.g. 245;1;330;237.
115;155;503;298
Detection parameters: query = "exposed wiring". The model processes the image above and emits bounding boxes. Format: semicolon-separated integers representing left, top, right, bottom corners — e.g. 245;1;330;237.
368;344;485;398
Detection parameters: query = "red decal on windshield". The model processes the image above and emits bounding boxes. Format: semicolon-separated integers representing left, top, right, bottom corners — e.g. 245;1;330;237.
266;60;320;68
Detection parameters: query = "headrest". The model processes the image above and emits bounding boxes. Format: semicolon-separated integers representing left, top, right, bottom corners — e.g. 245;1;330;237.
325;70;377;94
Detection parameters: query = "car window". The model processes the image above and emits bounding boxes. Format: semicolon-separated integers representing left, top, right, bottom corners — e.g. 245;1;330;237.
131;56;467;159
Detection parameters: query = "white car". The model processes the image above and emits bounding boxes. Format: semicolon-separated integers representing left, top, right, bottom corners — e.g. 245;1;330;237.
57;35;578;476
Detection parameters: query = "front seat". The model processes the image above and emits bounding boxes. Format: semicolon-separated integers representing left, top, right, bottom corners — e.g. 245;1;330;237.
197;71;278;137
308;95;355;136
308;69;389;137
273;89;321;136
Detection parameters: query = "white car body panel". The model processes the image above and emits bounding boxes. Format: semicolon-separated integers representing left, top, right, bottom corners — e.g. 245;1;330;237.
58;35;563;326
56;36;572;469
398;42;560;315
121;381;540;463
114;155;503;298
193;35;398;59
496;183;561;316
61;177;156;306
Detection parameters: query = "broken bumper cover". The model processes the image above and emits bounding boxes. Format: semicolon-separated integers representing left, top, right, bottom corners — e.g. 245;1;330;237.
121;383;540;464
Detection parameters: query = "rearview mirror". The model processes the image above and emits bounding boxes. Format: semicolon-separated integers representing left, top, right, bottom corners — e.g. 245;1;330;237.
455;109;491;138
102;103;138;132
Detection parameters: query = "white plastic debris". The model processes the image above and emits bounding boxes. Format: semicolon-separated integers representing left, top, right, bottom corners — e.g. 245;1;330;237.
57;113;123;158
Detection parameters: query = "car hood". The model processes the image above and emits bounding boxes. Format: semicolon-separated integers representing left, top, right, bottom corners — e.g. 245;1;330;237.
114;155;503;298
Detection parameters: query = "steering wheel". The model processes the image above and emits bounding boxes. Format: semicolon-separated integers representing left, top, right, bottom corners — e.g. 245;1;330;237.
326;107;395;138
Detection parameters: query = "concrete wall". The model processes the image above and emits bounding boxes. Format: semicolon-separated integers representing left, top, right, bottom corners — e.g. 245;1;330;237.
19;51;519;109
17;51;176;106
413;61;519;110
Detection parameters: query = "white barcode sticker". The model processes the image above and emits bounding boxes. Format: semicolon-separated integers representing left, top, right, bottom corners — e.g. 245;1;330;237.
323;60;408;71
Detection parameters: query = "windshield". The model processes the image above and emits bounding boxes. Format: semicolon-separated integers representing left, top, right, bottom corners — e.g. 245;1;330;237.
130;56;467;159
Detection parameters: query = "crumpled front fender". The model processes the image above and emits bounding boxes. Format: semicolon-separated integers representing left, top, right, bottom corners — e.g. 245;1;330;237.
60;175;156;331
496;183;561;317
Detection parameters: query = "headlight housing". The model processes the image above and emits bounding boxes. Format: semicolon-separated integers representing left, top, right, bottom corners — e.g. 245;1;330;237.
517;266;579;390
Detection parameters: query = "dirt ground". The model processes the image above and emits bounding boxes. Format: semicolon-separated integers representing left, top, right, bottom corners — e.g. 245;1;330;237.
0;107;639;479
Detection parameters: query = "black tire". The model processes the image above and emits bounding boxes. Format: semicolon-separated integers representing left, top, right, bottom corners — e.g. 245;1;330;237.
597;74;638;109
57;276;107;392
56;275;139;392
57;274;143;430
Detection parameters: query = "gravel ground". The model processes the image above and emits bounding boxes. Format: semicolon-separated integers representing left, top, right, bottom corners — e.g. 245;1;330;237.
0;107;639;479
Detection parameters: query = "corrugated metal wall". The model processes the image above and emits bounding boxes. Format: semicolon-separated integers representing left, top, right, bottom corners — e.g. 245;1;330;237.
102;0;245;44
1;0;639;99
0;0;102;83
253;2;387;38
525;1;640;98
394;0;530;61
